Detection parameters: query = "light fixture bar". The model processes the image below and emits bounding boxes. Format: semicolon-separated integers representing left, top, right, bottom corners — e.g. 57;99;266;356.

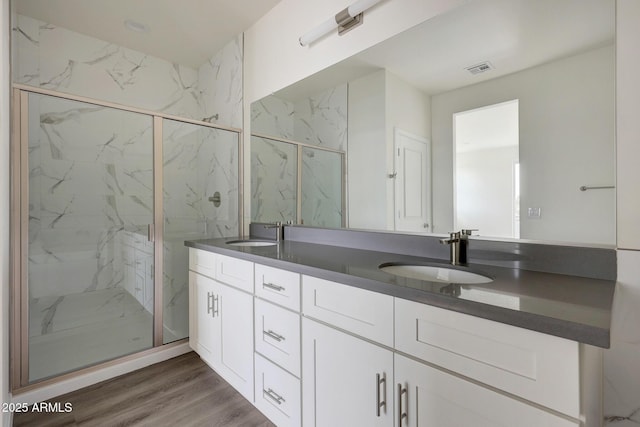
299;0;384;47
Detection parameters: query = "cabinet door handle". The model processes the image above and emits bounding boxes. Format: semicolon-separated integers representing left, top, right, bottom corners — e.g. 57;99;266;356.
262;282;285;292
376;373;386;416
263;388;285;405
263;329;285;342
206;292;214;316
212;295;219;317
397;383;408;426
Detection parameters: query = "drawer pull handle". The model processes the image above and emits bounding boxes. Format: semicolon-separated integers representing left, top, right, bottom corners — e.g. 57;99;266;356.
263;329;285;342
398;383;408;426
376;373;386;416
264;388;285;405
263;282;285;292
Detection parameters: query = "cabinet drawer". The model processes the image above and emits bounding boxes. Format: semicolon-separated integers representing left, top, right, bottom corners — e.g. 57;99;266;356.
254;353;301;427
255;264;301;311
215;254;253;293
302;275;394;347
189;248;216;278
255;299;301;376
395;353;578;427
395;298;580;418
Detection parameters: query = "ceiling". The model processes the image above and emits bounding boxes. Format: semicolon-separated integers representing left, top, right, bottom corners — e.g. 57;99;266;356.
276;0;615;101
14;0;282;68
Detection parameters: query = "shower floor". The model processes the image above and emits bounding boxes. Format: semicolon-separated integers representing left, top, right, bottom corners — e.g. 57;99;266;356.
29;288;153;382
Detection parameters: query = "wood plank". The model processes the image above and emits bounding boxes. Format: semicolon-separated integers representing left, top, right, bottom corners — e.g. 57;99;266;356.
13;352;276;427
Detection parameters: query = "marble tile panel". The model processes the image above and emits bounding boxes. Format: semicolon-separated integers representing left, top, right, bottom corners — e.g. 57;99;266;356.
251;136;297;223
198;35;243;128
293;84;347;151
301;147;343;228
251;95;295;139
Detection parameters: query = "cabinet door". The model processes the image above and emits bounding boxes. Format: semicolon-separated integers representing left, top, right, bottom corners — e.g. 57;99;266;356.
217;282;254;400
189;271;220;367
302;318;393;427
394;354;578;427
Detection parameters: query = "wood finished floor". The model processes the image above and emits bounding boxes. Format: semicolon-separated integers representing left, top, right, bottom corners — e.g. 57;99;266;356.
13;352;277;427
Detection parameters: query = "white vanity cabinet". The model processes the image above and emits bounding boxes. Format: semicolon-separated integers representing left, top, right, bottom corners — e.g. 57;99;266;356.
188;249;600;427
188;249;254;400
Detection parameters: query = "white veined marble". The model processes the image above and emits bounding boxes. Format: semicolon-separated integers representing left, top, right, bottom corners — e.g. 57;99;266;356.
13;14;244;127
251;136;297;223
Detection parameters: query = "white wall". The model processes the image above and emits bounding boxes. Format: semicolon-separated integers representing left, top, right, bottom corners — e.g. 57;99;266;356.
1;2;10;425
385;71;431;230
431;44;615;244
605;0;640;424
244;0;466;103
347;70;386;229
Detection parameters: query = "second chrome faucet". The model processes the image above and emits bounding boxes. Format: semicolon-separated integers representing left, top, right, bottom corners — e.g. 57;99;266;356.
440;229;477;265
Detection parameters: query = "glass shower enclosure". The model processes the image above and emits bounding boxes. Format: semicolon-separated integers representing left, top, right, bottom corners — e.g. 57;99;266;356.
11;88;240;387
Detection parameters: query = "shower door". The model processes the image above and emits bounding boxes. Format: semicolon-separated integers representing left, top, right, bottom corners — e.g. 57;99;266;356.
23;92;155;382
162;119;239;344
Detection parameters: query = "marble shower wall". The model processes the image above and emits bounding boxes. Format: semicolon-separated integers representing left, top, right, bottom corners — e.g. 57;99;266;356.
293;84;348;152
163;120;239;340
301;147;343;228
250;85;347;225
14;14;243;344
251;136;297;223
13;14;243;126
28;93;154;301
198;34;243;128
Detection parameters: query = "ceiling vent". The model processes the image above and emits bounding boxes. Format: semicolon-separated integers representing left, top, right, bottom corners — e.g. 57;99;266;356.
465;61;494;75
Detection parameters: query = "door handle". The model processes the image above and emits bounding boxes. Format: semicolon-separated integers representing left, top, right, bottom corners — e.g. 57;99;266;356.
398;383;408;425
263;329;285;342
212;295;219;317
262;282;285;292
263;388;285;405
206;292;214;316
376;373;386;416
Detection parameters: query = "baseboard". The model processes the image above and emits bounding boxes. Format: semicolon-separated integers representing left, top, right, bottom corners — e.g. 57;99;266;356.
3;411;12;427
12;342;191;405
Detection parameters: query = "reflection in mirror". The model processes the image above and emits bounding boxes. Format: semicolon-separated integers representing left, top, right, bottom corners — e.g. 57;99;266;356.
250;135;345;227
251;0;615;245
454;100;520;239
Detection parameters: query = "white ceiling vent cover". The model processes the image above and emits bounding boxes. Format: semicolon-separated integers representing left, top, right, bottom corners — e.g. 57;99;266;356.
466;61;494;75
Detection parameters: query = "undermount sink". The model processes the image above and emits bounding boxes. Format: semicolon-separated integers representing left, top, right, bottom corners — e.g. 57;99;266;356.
226;239;277;247
379;263;493;284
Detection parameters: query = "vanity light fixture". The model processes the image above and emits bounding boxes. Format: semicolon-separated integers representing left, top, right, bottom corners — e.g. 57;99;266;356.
299;0;384;47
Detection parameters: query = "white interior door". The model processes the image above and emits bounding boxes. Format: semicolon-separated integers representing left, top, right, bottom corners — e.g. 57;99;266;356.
394;129;431;232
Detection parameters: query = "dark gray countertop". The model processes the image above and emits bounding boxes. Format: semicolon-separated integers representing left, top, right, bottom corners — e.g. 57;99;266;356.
185;237;616;348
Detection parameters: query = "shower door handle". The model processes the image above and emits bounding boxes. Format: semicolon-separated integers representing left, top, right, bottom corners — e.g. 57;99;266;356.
148;224;155;242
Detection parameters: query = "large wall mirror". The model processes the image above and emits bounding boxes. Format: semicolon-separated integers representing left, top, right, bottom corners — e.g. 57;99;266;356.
250;0;615;246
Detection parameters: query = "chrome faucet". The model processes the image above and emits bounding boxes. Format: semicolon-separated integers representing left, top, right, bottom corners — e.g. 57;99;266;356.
440;231;461;265
263;221;283;242
440;229;477;265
